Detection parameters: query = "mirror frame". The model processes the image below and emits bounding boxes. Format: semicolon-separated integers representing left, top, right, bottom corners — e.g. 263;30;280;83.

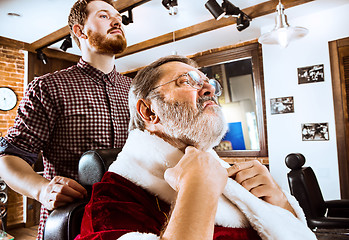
191;42;268;157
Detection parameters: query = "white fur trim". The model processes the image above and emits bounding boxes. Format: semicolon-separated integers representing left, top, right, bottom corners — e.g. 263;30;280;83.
117;232;159;240
223;178;317;240
109;130;249;227
109;129;180;203
109;129;316;239
283;190;308;225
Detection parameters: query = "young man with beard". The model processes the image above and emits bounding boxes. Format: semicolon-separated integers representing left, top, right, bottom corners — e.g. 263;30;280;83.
75;55;316;240
0;0;131;239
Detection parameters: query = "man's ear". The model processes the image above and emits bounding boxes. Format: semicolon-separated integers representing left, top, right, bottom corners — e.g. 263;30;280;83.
136;99;159;124
72;24;87;39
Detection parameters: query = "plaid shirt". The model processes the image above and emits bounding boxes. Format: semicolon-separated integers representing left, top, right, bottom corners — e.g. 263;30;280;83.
1;58;132;239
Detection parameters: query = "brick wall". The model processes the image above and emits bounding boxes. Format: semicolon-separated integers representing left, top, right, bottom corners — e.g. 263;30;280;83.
0;44;25;136
0;44;26;227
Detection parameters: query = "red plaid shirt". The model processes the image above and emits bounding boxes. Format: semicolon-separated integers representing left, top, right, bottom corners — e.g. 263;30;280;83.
2;58;132;239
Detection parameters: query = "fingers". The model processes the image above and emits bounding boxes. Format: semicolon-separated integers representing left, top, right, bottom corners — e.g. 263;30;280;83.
165;146;227;194
227;160;276;198
227;161;294;214
227;160;267;178
228;161;267;179
51;176;87;198
164;168;178;192
41;176;87;210
249;183;277;199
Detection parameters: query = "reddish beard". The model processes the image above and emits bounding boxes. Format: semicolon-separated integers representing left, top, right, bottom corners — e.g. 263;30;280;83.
87;29;127;54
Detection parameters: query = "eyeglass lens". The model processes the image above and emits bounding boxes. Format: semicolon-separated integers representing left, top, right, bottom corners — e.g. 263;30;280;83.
187;71;203;88
188;71;222;96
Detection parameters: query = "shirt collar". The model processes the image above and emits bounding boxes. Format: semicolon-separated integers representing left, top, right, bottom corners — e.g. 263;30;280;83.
77;58;118;86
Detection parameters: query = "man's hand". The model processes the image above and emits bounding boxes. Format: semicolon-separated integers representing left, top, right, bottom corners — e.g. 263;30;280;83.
228;160;296;215
39;176;87;210
0;155;87;211
162;147;228;240
164;146;227;195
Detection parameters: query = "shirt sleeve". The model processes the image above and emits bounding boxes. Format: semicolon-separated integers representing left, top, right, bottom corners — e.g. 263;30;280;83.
3;77;57;164
0;137;38;165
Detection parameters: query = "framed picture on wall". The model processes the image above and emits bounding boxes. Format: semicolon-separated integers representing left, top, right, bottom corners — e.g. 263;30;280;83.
298;64;324;84
301;122;329;141
270;96;294;115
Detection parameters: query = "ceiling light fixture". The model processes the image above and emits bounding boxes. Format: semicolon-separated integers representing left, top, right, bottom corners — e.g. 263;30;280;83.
162;0;178;15
122;9;133;25
236;11;250;31
36;49;48;65
258;1;308;48
60;35;72;52
205;0;251;32
205;0;225;20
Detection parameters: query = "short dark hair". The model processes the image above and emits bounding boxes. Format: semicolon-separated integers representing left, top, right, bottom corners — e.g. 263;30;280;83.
68;0;114;49
128;55;198;131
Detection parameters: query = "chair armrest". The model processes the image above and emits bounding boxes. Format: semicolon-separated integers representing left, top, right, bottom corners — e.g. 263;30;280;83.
43;200;88;240
325;200;349;218
325;199;349;208
308;217;349;229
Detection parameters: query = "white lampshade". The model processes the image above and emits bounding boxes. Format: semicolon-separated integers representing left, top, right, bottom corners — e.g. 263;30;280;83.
258;1;308;48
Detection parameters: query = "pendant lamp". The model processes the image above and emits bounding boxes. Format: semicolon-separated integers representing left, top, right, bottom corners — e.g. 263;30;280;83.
258;1;308;48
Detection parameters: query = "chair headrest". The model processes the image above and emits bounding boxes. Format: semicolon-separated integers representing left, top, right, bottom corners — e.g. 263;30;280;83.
78;148;122;188
285;153;306;170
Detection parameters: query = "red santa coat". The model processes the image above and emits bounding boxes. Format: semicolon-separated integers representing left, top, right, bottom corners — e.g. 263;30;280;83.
76;129;316;240
76;172;261;240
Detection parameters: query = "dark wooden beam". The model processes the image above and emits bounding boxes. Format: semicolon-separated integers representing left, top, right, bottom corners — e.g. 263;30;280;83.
30;26;70;51
27;0;313;59
115;0;314;59
0;36;80;63
41;48;80;63
0;35;31;51
29;0;149;50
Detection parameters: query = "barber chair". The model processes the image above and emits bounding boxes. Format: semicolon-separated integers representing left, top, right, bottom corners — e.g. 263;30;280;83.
285;153;349;230
43;148;122;240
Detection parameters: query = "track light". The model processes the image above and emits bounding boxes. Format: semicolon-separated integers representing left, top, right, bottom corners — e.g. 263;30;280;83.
162;0;178;15
222;0;241;17
122;9;133;25
205;0;225;20
258;1;308;48
60;35;72;51
205;0;251;31
36;49;48;65
236;13;250;31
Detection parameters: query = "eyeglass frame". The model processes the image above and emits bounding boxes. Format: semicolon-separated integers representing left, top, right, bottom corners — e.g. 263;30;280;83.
149;70;222;96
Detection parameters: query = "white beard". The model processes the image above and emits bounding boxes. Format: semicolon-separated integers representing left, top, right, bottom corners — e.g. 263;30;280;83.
154;95;228;151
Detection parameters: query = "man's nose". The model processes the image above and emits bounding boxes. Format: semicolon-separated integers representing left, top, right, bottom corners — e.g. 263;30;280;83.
198;82;215;97
111;16;122;27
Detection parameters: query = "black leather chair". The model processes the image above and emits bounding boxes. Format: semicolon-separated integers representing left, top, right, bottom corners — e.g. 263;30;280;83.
285;153;349;230
43;148;122;240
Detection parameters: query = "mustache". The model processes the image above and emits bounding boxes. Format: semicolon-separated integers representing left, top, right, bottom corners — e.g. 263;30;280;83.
107;27;124;35
197;96;219;112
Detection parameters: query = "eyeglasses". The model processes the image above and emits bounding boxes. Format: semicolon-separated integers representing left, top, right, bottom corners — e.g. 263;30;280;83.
150;70;223;96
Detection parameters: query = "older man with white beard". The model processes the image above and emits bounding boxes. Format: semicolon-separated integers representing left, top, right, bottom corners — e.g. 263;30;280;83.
75;55;316;240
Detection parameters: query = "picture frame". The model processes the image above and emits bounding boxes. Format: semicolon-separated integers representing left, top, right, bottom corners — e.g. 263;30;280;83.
301;122;329;141
270;96;294;115
298;64;324;84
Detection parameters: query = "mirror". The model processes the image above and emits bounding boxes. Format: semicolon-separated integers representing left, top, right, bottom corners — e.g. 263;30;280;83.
201;58;259;151
192;42;267;157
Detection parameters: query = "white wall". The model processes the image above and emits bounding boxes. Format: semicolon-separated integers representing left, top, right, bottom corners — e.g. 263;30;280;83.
262;3;349;200
116;0;349;200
